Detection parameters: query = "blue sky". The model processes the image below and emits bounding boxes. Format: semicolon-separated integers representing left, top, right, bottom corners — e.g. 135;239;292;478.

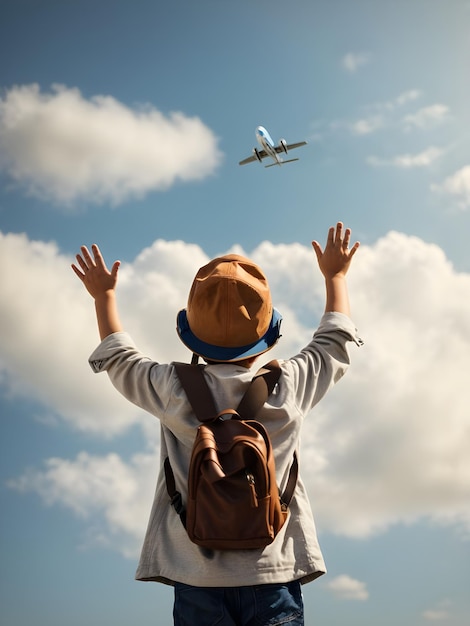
1;1;470;625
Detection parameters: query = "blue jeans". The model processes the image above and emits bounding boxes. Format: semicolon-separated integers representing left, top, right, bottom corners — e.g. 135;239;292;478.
173;580;304;625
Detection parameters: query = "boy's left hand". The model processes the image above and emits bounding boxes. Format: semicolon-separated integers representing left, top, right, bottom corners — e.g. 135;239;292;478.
312;222;360;279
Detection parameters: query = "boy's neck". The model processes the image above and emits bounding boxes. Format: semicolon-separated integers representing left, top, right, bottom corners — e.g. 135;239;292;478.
205;357;258;369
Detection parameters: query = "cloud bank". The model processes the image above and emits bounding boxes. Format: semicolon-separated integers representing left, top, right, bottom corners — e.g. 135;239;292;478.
3;231;470;555
0;84;222;206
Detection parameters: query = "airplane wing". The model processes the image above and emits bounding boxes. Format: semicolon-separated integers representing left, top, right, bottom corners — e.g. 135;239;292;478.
274;141;307;154
239;149;268;166
265;158;299;168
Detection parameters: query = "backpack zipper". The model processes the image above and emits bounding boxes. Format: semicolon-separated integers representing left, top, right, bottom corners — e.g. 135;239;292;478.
245;471;258;508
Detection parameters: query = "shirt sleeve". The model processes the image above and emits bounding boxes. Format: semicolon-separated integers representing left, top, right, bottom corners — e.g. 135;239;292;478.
88;332;176;417
281;311;362;416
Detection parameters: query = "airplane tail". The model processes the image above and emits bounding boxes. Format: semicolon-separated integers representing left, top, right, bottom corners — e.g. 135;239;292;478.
265;158;299;168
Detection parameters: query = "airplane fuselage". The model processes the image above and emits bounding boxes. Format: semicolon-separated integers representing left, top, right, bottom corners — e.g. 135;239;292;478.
255;126;282;165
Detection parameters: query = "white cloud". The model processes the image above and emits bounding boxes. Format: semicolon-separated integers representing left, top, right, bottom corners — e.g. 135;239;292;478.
431;164;470;209
422;609;450;621
0;84;222;206
367;146;443;168
348;89;421;135
362;90;422;115
326;91;450;144
350;101;448;137
341;52;370;73
325;575;369;600
402;104;450;130
350;115;384;136
4;231;470;555
8;449;159;557
326;90;441;139
394;90;422;107
422;600;453;621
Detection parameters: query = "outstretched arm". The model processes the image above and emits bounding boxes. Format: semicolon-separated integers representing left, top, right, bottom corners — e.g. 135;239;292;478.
71;244;123;340
312;222;360;317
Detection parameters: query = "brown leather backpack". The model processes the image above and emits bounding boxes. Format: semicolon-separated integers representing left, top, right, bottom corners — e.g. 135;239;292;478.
164;360;298;551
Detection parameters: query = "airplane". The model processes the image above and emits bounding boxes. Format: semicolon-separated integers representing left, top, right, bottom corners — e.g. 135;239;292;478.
239;125;307;168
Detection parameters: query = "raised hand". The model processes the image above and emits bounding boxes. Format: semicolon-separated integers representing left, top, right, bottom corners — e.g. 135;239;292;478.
312;222;360;315
312;222;360;279
72;244;121;300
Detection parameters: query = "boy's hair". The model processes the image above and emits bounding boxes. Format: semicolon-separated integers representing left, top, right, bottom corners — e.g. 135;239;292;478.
177;255;282;363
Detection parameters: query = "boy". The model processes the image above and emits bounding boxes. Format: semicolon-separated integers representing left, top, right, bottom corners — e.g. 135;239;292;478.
72;222;361;626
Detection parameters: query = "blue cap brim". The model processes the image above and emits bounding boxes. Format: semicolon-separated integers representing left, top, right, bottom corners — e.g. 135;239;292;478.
176;308;282;362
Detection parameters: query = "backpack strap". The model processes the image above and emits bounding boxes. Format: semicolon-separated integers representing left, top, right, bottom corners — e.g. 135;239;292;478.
163;457;186;527
236;360;281;420
280;451;298;509
165;362;218;530
173;363;219;423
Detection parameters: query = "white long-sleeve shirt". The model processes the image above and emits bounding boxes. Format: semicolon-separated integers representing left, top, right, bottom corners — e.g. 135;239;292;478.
89;312;361;587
